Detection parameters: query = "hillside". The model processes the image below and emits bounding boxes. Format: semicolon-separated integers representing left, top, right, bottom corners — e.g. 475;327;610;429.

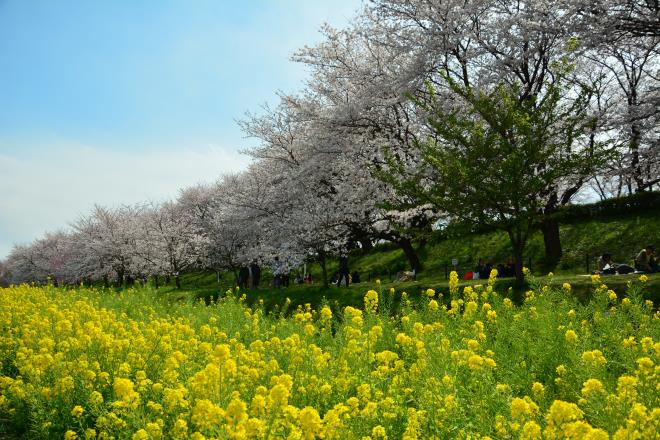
347;210;660;283
141;211;660;311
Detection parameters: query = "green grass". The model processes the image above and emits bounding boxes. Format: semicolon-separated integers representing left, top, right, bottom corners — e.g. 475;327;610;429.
147;270;660;317
349;210;660;281
116;211;660;311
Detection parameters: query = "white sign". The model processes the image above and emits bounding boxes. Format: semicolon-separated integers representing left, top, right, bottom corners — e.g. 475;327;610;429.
451;258;458;266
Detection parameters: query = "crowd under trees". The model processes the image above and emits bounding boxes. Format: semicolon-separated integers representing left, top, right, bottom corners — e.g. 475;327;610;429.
2;0;658;287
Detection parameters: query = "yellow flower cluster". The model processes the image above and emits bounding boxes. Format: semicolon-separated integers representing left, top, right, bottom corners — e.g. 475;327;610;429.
449;270;459;296
0;279;658;439
364;290;379;313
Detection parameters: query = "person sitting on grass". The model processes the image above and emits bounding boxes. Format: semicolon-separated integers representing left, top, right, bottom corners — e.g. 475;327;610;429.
497;258;515;278
635;245;660;273
397;269;416;282
597;253;617;275
596;253;635;275
475;258;491;280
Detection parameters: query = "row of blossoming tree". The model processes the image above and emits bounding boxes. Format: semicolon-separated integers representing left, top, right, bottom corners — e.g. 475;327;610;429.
2;0;658;287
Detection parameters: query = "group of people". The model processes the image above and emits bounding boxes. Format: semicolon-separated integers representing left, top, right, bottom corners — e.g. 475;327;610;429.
331;255;361;286
597;244;659;275
241;245;657;290
241;256;315;289
474;258;515;279
269;256;292;288
238;261;261;289
330;270;361;286
292;271;314;285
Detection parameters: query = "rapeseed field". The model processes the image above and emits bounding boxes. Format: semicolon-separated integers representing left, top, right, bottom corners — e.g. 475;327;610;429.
0;271;658;439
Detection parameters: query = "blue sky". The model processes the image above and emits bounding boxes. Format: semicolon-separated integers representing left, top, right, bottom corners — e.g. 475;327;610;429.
0;0;362;259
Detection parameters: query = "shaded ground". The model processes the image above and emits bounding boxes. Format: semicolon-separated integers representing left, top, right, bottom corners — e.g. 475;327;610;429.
154;271;659;315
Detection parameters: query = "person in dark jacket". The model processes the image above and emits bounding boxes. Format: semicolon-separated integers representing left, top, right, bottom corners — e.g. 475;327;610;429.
337;255;350;287
475;258;491;279
250;261;261;288
238;266;250;290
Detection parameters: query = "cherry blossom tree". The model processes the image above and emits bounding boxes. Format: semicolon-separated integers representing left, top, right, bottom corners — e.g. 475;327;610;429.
3;0;656;286
381;73;609;284
0;259;8;287
71;205;145;287
575;0;660;194
5;231;77;285
134;201;207;289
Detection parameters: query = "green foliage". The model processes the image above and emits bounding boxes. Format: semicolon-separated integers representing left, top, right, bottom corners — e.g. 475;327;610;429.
378;69;619;284
382;73;606;233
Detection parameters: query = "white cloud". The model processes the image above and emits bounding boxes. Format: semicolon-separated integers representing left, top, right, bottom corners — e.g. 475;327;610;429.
0;144;250;259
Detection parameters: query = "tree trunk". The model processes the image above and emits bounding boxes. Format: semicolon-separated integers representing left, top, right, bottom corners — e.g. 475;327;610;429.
116;269;124;288
319;252;329;289
513;244;525;287
541;217;562;269
628;90;645;192
103;275;109;289
232;268;239;287
175;275;181;289
507;230;526;287
359;239;374;252
153;274;159;289
398;238;423;273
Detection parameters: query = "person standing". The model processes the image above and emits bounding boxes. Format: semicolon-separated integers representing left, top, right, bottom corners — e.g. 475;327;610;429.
272;256;282;288
238;266;249;290
337;255;350;287
250;261;261;289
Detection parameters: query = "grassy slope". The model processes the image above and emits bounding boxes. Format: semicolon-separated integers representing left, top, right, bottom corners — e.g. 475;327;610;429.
351;210;660;281
159;273;660;318
137;212;660;311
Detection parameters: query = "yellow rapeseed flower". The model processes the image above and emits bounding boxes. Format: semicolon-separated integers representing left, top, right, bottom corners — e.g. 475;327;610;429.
581;379;604;397
531;382;544;397
565;330;578;343
581;350;607;367
545;400;583;426
449;271;459;296
372;425;388;439
364;290;379;313
510;397;539;419
623;336;637;348
520;421;542;440
71;405;84;418
467;354;484;370
132;430;149;440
